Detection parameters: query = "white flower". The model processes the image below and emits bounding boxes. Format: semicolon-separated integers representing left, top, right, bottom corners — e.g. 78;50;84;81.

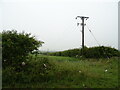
4;60;6;62
43;63;47;67
22;62;25;66
76;55;78;57
105;69;108;72
79;71;81;73
83;84;85;87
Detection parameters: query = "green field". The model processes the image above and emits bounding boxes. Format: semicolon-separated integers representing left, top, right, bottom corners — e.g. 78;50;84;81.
3;55;119;88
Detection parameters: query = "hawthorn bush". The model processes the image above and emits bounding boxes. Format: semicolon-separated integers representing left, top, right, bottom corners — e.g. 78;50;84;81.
2;30;43;68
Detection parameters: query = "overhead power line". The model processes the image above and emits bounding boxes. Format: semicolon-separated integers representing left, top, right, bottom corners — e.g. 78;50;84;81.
85;25;109;59
85;25;100;46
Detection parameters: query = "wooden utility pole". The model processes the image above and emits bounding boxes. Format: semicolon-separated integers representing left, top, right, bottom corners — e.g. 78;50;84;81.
76;16;89;49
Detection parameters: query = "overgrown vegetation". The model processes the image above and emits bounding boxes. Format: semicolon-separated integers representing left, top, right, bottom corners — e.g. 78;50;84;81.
2;55;118;88
49;46;120;58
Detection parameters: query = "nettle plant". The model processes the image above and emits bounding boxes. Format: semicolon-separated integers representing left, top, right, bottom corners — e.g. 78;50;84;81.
2;30;44;69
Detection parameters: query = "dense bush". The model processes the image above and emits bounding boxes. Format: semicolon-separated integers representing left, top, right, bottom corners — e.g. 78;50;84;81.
2;30;43;68
49;46;120;58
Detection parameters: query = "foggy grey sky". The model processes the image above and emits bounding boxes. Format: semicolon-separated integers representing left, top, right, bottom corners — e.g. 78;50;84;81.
0;0;119;51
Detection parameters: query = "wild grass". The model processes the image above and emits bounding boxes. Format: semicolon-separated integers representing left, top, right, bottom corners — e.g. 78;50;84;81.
2;55;119;88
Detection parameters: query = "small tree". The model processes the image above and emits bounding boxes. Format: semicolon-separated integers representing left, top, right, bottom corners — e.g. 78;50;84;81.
2;30;44;68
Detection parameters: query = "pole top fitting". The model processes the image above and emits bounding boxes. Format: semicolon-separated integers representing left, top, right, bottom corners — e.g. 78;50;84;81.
76;16;89;20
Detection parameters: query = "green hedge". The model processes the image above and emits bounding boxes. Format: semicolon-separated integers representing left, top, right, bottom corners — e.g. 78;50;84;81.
49;46;120;58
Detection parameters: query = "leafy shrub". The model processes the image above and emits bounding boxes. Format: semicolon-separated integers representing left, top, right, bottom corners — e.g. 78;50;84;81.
2;30;44;68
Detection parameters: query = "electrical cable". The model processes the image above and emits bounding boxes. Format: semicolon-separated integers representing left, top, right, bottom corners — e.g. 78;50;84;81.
86;25;100;46
85;25;109;59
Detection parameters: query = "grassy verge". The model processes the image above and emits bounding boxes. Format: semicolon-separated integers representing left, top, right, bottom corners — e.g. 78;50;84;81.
2;55;119;88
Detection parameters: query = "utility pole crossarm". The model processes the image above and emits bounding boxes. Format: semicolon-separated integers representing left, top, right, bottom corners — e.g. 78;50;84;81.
76;16;89;20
